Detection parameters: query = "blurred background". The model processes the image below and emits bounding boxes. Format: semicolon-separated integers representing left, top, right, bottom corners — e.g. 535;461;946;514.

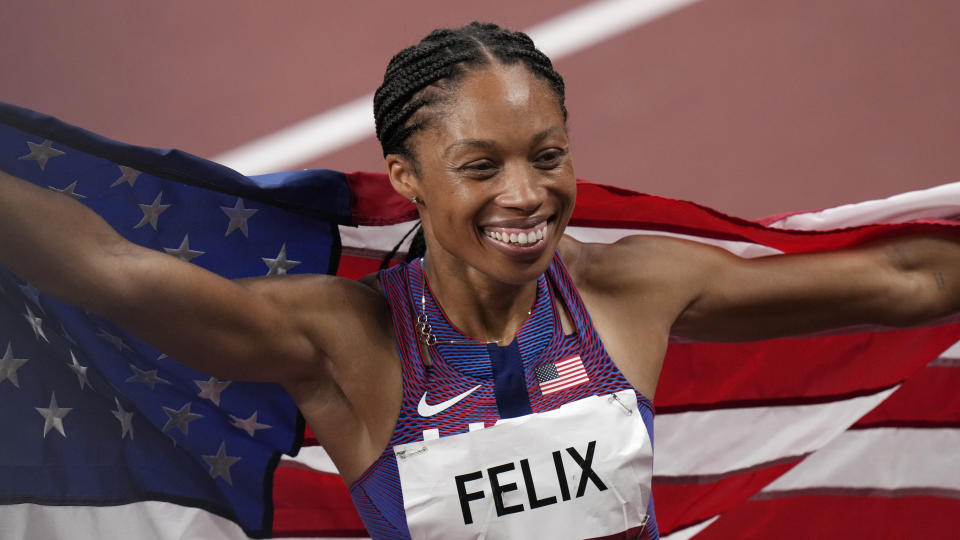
3;0;958;218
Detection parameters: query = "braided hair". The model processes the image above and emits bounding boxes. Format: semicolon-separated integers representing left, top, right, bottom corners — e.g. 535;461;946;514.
374;21;567;165
374;22;567;267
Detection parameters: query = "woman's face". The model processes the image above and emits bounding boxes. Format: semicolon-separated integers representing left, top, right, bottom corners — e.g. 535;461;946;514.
396;63;576;285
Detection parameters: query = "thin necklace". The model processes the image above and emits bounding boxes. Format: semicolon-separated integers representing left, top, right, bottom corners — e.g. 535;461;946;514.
416;258;531;347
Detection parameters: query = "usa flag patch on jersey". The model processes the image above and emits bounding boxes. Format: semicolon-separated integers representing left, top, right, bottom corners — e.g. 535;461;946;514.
535;355;589;395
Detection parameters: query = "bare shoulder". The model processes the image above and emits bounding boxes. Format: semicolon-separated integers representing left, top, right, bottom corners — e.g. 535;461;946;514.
558;233;727;298
556;234;726;400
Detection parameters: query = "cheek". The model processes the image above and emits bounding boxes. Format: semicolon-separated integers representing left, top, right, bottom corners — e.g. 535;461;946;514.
424;181;485;233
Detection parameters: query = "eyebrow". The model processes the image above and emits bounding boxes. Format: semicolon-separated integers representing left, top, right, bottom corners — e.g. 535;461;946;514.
442;126;566;158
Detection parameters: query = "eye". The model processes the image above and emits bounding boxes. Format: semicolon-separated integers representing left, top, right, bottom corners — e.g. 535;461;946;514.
459;159;498;178
534;148;567;169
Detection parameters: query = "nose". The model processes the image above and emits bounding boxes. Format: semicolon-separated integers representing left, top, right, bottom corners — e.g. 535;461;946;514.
497;164;544;212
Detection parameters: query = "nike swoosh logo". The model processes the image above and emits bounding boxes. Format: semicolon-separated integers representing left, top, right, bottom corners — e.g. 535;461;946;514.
418;385;482;417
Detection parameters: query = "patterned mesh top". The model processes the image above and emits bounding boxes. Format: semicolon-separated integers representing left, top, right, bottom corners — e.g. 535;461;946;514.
349;254;659;539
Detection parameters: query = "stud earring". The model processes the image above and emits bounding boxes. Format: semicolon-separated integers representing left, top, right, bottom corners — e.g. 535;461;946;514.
410;195;419;204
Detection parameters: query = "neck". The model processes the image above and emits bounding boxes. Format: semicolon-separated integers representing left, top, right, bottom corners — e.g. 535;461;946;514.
422;255;539;344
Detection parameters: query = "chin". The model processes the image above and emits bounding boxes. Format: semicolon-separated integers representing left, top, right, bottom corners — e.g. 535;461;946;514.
482;239;559;285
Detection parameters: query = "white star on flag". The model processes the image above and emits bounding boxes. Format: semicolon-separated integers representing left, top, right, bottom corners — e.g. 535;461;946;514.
35;392;72;438
112;397;135;440
125;363;171;390
202;441;242;485
18;139;65;170
161;402;203;435
23;304;48;342
229;411;272;437
134;191;171;230
96;327;130;351
195;376;231;406
164;234;205;262
67;350;91;391
111;165;141;187
221;198;258;237
48;180;87;200
0;342;29;388
262;243;301;276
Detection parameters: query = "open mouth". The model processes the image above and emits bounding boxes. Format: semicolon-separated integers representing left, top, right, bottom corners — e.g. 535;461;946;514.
481;220;549;249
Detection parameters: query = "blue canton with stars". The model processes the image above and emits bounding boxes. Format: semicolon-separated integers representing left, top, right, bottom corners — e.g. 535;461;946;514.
0;102;352;537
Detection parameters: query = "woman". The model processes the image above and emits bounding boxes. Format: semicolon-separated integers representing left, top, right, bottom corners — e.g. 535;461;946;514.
2;22;959;539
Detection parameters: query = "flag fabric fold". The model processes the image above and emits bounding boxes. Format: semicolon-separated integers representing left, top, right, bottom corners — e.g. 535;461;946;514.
2;101;959;538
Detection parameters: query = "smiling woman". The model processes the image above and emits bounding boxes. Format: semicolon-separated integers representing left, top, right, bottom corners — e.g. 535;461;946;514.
3;20;960;540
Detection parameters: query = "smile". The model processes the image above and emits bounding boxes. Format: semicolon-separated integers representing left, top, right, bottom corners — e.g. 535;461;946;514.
482;222;548;247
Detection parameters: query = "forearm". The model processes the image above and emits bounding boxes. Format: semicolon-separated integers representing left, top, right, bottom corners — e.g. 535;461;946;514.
0;169;133;312
0;168;322;381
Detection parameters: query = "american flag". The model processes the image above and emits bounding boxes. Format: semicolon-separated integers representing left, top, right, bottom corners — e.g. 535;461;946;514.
535;355;590;396
0;101;352;538
3;101;960;539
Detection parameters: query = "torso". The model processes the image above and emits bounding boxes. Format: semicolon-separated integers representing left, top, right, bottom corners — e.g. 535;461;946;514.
291;235;674;491
334;250;661;538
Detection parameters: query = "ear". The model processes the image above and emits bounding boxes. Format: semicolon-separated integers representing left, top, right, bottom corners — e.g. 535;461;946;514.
386;154;421;203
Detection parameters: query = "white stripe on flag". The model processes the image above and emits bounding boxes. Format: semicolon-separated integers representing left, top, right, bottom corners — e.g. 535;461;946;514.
758;427;960;495
565;226;784;259
280;445;339;474
653;386;897;478
661;516;720;540
940;339;960;359
766;182;960;230
0;502;249;540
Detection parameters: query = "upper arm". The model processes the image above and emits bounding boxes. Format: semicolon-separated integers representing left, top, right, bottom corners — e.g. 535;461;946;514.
578;234;947;343
670;239;944;341
88;241;389;385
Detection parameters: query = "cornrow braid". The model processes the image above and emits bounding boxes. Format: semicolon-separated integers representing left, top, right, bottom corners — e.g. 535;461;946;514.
373;21;567;163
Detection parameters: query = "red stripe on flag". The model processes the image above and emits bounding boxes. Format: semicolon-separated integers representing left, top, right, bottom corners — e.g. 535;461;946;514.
656;328;960;410
337;253;389;280
652;459;800;534
694;494;960;539
855;361;960;427
272;467;367;537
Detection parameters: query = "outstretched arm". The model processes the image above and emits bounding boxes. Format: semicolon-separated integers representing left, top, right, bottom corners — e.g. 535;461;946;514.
669;235;960;341
0;170;372;384
578;233;960;343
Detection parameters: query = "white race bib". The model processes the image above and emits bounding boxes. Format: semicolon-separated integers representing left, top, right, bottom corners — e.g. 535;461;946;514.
394;390;652;539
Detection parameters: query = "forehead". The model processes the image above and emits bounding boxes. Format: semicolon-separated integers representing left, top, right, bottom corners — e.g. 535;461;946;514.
415;63;565;153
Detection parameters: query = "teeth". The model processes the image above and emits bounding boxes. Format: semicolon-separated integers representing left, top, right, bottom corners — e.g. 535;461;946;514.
485;223;548;246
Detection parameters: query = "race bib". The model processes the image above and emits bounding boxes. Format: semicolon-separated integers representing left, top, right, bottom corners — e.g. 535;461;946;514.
394;390;652;539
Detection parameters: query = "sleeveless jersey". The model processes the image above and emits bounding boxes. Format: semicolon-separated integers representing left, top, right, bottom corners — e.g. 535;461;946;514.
350;255;659;539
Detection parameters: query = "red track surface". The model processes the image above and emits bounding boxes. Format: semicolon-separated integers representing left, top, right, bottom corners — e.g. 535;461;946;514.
3;0;958;217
